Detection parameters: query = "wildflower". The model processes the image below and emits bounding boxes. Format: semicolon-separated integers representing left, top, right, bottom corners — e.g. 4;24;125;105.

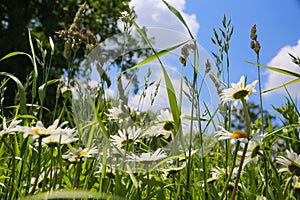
110;126;141;148
276;149;300;176
127;148;167;164
215;126;248;143
220;76;258;107
107;104;139;123
0;117;22;136
152;109;175;139
178;149;199;162
238;140;263;167
42;131;78;146
63;147;98;162
95;163;117;178
207;166;239;183
19;119;69;141
161;162;187;178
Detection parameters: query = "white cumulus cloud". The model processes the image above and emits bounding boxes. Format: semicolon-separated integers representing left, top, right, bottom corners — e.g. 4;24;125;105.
264;39;300;99
130;0;199;37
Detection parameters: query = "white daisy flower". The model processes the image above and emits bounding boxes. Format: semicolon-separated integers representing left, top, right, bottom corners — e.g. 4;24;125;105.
0;117;22;136
42;131;78;146
207;166;239;183
95;163;117;178
276;149;300;176
107;104;128;123
110;126;141;148
151;109;175;139
107;103;139;123
63;147;98;161
161;162;187;178
19;119;69;140
220;76;258;107
215;126;248;143
238;140;263;167
127;148;167;164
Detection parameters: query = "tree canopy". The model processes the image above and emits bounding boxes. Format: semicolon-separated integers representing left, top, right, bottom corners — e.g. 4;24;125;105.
0;0;134;116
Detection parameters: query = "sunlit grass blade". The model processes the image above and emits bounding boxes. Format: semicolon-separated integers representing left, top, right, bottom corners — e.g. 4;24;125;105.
247;61;300;78
162;0;195;40
131;20;181;130
28;29;38;99
262;78;300;93
0;72;27;114
38;79;61;103
0;52;30;62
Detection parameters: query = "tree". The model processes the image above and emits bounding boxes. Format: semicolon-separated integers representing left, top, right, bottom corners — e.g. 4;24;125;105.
0;0;139;118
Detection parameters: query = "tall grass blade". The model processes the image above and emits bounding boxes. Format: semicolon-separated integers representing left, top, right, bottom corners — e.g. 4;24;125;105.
0;72;27;114
162;0;195;40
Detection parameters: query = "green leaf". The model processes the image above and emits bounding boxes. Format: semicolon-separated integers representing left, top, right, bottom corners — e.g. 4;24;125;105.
162;0;195;39
247;61;300;78
28;29;38;99
0;52;30;62
262;78;300;93
38;79;61;104
0;72;27;114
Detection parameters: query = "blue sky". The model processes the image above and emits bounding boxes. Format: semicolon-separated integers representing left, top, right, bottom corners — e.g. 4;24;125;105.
127;0;300;113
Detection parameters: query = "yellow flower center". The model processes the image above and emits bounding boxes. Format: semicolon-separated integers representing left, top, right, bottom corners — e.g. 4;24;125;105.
31;127;40;135
232;89;249;100
288;163;300;176
163;121;174;131
231;130;248;138
75;151;88;156
121;138;134;146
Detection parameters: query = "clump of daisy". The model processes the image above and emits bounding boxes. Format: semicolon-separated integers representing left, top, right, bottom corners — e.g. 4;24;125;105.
276;149;300;176
0;117;22;136
220;76;258;107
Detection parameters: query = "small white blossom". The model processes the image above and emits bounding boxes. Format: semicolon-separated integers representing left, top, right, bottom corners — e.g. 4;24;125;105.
0;117;22;136
127;148;167;164
215;126;248;143
110;126;141;148
276;149;300;176
220;76;258;107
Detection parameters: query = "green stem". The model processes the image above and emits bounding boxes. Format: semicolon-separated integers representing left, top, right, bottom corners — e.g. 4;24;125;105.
231;98;251;199
75;157;82;188
220;141;239;200
2;138;16;200
31;137;42;194
256;52;269;198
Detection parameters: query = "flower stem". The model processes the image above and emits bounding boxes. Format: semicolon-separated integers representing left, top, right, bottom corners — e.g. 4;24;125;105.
31;137;43;194
231;98;251;199
2;138;16;200
220;140;239;200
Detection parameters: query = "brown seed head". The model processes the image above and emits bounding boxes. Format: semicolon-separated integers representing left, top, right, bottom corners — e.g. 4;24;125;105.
254;41;261;54
250;24;257;40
